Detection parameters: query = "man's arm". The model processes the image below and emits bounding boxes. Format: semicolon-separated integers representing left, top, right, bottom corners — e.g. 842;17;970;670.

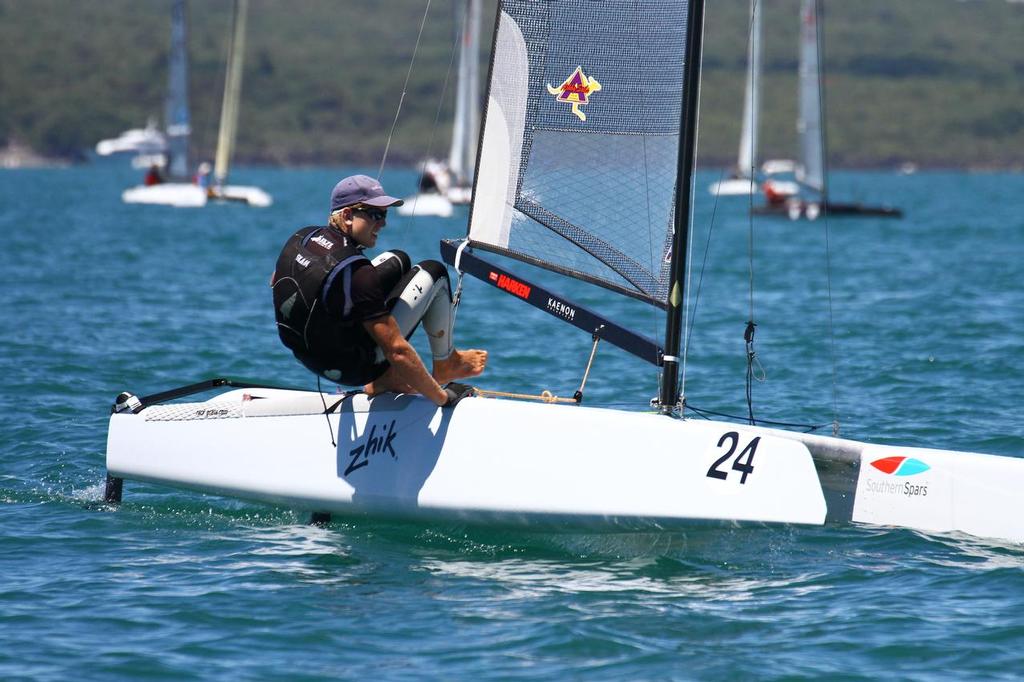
362;315;449;406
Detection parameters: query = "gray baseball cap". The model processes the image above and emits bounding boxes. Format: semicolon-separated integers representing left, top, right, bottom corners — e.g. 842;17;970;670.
330;174;404;212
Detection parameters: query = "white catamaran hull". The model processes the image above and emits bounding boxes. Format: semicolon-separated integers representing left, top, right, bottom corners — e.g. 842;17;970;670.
123;183;208;208
107;388;827;529
397;192;456;218
105;388;1024;542
211;184;273;207
708;177;758;196
122;183;272;208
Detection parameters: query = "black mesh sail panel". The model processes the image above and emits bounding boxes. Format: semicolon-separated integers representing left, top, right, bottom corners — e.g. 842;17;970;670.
468;0;689;307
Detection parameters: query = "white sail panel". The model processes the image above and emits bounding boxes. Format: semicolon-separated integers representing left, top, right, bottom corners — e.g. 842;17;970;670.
796;0;825;194
736;0;762;177
447;0;481;187
467;0;689;305
469;10;529;251
214;0;248;184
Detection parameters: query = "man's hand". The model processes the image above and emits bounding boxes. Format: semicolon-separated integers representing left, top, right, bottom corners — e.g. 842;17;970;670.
363;315;449;405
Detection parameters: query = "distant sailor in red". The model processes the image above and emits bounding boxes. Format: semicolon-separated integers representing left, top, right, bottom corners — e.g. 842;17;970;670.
143;164;164;186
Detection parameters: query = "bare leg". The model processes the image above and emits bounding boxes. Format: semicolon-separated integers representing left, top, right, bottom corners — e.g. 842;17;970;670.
432;348;488;384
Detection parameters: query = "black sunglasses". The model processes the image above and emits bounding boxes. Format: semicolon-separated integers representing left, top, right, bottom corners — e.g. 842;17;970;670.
354;206;387;221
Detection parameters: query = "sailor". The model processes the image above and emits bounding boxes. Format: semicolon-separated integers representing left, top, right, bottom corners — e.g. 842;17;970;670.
194;161;212;192
144;164;164;186
271;174;486;406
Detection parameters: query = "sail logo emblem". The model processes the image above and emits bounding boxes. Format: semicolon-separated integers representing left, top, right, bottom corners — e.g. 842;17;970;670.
869;456;930;477
547;66;601;121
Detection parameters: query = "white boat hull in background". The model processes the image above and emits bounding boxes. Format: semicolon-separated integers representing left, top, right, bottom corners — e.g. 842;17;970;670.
212;184;273;207
105;387;1024;543
122;183;272;208
122;183;208;208
397;193;455;218
709;177;758;196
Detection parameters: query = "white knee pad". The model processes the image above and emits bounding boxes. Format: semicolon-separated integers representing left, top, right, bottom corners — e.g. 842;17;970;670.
389;265;454;360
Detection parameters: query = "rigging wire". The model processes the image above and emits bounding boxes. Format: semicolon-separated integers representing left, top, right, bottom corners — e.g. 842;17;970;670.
744;0;764;426
626;0;662;403
399;3;464;223
685;402;829;434
679;0;710;412
316;374;336;447
815;0;841;436
377;0;434;180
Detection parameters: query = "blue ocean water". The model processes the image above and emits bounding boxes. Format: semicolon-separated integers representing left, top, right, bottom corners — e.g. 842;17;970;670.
1;164;1023;679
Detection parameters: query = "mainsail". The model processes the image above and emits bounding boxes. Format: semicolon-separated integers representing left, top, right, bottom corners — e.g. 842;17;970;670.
796;0;825;195
736;0;762;178
467;0;691;307
214;0;248;185
165;0;191;179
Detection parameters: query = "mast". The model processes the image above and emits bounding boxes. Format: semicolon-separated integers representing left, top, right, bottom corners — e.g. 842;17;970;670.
214;0;248;186
447;0;481;187
165;0;190;179
659;0;707;412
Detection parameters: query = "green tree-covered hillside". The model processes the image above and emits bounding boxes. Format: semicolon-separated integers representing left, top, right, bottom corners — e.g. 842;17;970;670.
1;0;1022;168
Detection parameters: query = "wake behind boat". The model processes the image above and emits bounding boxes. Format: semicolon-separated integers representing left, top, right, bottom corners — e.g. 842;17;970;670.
105;0;1021;544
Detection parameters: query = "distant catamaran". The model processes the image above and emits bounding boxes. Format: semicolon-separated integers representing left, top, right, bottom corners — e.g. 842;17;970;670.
95;0;190;174
105;0;1021;545
399;0;481;218
759;0;901;219
122;0;271;208
709;0;763;197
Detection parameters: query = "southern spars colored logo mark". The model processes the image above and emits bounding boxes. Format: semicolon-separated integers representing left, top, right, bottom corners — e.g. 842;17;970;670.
546;66;601;121
870;456;930;477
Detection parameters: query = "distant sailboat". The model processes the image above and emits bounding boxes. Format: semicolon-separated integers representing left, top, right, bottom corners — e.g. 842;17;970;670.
399;0;481;217
709;0;762;197
123;0;271;208
96;0;190;174
758;0;901;219
205;0;271;206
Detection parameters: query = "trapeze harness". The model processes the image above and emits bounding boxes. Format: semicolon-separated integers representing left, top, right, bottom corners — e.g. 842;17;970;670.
272;225;455;385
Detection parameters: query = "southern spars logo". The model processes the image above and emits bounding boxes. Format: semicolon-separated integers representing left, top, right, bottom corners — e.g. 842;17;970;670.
870;456;930;476
865;456;930;497
546;66;601;122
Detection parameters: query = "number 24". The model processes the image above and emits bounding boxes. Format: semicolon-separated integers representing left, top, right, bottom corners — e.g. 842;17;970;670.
706;432;759;484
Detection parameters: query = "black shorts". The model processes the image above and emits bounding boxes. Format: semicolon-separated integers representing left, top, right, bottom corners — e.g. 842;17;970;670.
301;252;414;386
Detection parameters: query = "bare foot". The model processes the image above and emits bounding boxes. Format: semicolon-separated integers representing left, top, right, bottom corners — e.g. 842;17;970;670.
432;348;487;384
